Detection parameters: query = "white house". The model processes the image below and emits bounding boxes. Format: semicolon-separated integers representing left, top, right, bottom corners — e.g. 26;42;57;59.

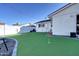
48;3;79;36
19;24;36;33
35;19;52;32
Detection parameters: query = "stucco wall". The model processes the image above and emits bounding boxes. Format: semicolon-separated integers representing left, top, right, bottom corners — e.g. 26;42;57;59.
51;4;79;36
36;21;51;32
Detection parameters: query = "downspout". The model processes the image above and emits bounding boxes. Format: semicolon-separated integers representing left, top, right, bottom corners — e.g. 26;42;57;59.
4;24;5;36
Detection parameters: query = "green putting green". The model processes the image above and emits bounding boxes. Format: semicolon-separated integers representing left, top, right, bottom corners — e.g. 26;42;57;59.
7;32;79;56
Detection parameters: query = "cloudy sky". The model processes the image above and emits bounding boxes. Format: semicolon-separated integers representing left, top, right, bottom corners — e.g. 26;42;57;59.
0;3;66;25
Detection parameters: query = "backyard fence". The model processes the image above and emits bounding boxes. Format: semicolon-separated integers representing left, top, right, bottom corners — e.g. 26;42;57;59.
0;24;36;35
0;25;20;35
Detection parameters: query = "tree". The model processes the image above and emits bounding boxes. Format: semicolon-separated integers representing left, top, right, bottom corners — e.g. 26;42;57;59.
12;22;21;26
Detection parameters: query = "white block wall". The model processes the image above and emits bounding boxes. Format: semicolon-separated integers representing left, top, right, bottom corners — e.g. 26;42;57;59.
4;25;20;35
0;25;20;35
0;24;36;35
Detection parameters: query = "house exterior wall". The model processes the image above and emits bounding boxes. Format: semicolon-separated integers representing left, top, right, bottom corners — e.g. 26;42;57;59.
36;21;51;32
51;4;79;36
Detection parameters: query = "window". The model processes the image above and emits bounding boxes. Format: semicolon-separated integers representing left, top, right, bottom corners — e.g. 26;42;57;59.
77;15;79;24
77;26;79;34
38;24;45;28
76;15;79;34
38;24;41;27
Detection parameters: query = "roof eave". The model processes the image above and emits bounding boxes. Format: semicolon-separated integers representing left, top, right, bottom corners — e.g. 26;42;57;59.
35;20;51;24
48;3;75;18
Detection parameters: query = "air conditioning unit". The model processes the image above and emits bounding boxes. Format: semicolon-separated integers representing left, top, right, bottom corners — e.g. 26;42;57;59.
70;32;76;38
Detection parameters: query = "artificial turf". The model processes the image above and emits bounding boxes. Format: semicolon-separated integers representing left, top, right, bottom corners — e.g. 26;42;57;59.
7;32;79;56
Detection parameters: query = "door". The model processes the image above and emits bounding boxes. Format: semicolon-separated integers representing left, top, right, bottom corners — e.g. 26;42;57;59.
76;15;79;34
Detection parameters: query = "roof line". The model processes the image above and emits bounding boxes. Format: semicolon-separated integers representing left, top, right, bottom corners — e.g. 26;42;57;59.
35;19;51;24
48;3;76;18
